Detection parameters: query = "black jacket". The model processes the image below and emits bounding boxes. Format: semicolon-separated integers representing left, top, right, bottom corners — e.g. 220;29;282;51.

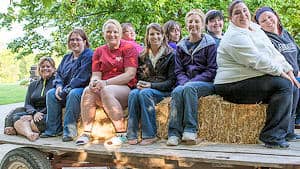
137;47;176;91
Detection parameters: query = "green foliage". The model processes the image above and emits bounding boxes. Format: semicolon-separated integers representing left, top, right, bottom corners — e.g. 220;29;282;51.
0;49;35;83
0;0;299;59
0;83;27;105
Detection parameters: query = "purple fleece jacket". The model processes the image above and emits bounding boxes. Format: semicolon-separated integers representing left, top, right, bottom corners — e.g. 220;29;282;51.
175;33;217;85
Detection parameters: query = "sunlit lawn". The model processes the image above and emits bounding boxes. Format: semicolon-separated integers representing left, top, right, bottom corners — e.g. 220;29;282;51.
0;83;27;105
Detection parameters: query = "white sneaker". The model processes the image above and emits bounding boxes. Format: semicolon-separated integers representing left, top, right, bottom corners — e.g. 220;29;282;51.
104;134;128;147
182;132;197;145
166;136;181;146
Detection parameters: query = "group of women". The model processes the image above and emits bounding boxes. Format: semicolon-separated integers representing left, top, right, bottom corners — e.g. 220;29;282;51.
5;0;300;149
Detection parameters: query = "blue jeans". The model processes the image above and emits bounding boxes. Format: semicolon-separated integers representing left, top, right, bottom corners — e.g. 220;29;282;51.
168;81;215;138
215;75;292;144
295;88;300;125
44;88;83;137
287;86;299;136
127;88;170;140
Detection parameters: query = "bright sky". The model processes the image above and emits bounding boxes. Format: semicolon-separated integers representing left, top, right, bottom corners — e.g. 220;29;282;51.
0;0;54;50
0;0;24;49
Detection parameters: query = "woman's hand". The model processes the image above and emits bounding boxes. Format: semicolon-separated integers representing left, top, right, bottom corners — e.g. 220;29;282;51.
287;71;300;88
137;80;151;89
55;87;63;100
89;79;106;92
281;72;292;83
33;112;44;122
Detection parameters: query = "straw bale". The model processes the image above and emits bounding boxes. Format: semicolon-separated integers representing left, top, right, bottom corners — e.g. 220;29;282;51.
198;95;266;144
156;97;171;139
76;95;267;144
154;95;267;143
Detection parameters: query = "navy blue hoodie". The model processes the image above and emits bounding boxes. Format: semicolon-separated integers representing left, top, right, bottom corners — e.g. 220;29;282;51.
53;48;93;91
264;27;300;76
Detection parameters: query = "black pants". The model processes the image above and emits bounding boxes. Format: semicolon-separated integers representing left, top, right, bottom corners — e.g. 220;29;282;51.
215;75;293;144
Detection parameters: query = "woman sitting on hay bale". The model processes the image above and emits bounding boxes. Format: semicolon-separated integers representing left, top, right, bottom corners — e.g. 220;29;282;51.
167;9;217;146
4;57;56;141
254;6;300;141
214;0;299;148
40;28;93;142
126;23;176;145
76;19;138;146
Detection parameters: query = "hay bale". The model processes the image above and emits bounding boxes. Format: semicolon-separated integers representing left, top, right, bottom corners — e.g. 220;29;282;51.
156;97;171;139
198;95;266;144
154;95;267;144
76;95;266;144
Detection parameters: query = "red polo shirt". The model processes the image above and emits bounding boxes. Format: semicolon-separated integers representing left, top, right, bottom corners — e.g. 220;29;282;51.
92;40;138;88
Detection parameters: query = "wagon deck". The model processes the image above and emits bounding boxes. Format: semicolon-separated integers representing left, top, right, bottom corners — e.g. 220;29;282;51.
0;103;300;169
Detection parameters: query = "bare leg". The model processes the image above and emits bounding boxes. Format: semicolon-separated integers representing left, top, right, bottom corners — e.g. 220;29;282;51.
81;87;102;132
14;119;39;141
101;85;130;132
30;120;40;133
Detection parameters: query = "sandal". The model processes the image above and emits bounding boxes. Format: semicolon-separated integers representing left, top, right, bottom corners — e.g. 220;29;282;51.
139;137;158;146
75;133;90;146
128;139;138;145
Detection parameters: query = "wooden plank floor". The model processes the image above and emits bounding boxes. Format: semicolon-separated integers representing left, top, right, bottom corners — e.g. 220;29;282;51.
1;103;300;168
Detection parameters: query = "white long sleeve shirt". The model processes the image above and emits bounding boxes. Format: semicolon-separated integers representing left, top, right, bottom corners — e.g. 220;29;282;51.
214;22;293;84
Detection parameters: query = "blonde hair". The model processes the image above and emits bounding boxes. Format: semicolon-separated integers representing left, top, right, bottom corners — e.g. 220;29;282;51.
38;56;56;76
185;9;205;30
102;19;122;35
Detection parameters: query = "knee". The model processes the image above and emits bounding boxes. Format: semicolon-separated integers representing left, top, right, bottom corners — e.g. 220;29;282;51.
83;87;91;94
100;87;111;98
129;89;139;100
171;86;184;98
82;87;96;99
182;85;194;93
68;88;83;98
46;88;56;100
139;89;152;99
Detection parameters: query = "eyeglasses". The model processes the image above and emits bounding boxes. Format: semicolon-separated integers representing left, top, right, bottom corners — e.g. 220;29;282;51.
69;38;83;42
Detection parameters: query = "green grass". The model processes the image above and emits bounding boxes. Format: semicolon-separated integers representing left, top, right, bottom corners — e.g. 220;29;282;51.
0;83;27;105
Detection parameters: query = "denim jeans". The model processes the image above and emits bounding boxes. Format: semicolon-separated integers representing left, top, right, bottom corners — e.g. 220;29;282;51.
287;86;299;136
168;81;215;138
44;88;83;137
127;88;170;140
295;88;300;125
215;75;292;144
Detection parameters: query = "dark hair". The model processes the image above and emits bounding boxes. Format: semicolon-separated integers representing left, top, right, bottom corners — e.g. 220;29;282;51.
67;28;90;49
38;56;56;76
228;0;244;17
254;6;282;25
205;10;224;25
121;22;134;32
163;20;181;42
140;23;170;60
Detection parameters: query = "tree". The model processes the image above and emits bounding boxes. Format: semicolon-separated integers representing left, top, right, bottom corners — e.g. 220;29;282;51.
0;49;35;83
0;0;299;59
